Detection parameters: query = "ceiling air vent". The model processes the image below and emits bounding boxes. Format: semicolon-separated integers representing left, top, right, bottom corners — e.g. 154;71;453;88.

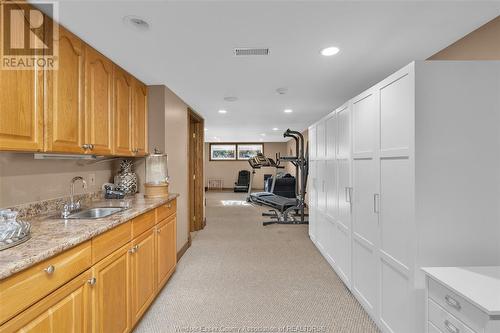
234;48;269;56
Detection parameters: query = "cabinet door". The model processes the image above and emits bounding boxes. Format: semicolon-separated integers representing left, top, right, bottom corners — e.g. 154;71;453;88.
308;160;317;240
308;125;317;160
113;66;133;156
85;47;113;155
316;160;327;213
351;90;380;319
316;121;326;160
131;228;156;325
45;26;85;153
0;4;44;152
156;216;176;290
92;244;131;333
0;271;92;333
132;79;147;156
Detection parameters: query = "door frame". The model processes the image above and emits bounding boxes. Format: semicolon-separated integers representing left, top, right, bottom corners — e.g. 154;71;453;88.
188;109;205;232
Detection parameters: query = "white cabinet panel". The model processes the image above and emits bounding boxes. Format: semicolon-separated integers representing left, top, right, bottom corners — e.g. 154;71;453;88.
337;159;351;230
316;121;326;160
308;160;317;239
323;216;337;266
353;238;378;315
380;158;411;269
380;260;410;333
352;92;377;156
380;72;412;152
309;125;317;160
337;105;350;159
352;159;378;244
335;224;351;286
317;161;327;213
326;160;338;219
326;115;336;160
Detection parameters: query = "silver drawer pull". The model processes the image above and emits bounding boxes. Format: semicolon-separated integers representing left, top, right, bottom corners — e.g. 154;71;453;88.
444;320;459;333
44;265;55;275
87;277;97;286
373;194;380;213
345;187;352;203
444;295;461;310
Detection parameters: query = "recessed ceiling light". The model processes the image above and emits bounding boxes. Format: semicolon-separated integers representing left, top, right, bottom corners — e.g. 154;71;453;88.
204;128;208;131
224;96;238;102
272;127;279;131
218;110;227;114
321;46;340;56
260;133;266;136
284;109;293;113
123;15;150;31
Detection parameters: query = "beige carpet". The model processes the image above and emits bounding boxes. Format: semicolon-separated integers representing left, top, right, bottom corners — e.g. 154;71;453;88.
134;192;379;333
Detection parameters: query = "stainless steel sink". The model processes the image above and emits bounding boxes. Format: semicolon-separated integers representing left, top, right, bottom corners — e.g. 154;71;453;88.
65;207;125;219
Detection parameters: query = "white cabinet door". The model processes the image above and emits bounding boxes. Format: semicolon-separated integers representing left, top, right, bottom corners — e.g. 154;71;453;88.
335;104;352;287
309;125;317;161
308;160;317;240
317;160;327;213
326;115;336;160
316;121;326;160
351;90;380;320
378;68;413;333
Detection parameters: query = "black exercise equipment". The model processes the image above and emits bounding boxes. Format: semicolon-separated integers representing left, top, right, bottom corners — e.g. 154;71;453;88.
264;174;296;198
234;170;251;192
247;129;308;226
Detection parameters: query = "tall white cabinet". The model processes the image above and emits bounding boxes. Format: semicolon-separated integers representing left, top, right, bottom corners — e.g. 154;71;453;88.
308;61;500;333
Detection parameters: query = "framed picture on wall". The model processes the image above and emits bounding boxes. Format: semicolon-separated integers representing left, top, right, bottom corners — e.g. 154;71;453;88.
237;144;263;160
210;144;237;160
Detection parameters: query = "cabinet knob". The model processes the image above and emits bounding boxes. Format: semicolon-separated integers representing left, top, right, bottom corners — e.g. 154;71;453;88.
89;144;94;150
129;245;139;254
81;144;90;150
44;265;55;275
87;277;97;286
157;228;161;234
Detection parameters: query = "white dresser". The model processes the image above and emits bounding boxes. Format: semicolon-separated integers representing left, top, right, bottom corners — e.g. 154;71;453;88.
423;267;500;333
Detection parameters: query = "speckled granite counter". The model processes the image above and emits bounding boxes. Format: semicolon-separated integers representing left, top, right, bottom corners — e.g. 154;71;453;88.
0;193;178;280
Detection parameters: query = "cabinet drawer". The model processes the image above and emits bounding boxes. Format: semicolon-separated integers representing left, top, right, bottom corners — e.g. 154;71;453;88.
0;241;91;325
156;199;176;222
428;299;476;333
92;222;131;263
132;210;156;238
428;278;487;333
428;321;443;333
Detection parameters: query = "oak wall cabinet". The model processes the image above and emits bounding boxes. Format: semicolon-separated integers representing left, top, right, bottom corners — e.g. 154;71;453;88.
0;3;148;156
308;61;500;333
0;199;177;333
85;46;114;155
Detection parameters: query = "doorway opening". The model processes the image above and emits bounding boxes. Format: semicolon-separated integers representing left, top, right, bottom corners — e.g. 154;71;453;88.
188;109;205;232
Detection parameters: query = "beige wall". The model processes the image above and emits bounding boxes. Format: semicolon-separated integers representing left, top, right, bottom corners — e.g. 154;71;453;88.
0;153;112;208
205;142;287;190
148;85;190;252
429;16;500;60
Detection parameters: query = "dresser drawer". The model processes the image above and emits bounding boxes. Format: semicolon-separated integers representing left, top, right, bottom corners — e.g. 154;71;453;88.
428;278;488;333
428;321;443;333
0;241;91;324
156;199;176;222
132;210;156;238
429;299;476;333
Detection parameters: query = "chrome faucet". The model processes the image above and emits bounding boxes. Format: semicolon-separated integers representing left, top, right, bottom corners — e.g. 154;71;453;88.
61;176;87;218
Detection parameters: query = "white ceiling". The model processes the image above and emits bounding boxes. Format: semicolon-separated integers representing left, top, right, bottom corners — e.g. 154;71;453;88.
44;1;500;142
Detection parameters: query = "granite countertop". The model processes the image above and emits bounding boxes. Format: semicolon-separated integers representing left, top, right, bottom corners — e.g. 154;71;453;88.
0;193;178;280
422;266;500;316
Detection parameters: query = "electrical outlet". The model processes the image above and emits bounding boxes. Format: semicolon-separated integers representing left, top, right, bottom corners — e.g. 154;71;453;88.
89;174;95;187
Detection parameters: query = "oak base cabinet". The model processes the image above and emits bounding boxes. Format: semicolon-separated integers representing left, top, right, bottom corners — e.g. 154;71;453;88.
0;271;93;333
156;215;177;290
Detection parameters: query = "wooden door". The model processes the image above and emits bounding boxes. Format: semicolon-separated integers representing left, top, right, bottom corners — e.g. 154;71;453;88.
45;26;85;153
113;66;133;156
85;47;113;155
188;110;205;231
156;216;177;290
130;228;156;325
351;89;380;320
132;79;147;156
0;271;92;333
92;244;131;333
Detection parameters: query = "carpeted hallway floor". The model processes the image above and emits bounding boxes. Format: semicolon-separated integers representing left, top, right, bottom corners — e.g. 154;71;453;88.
134;192;379;333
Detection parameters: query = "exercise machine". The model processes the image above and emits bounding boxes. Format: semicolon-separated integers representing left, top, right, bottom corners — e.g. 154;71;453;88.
247;129;308;226
234;170;251;192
